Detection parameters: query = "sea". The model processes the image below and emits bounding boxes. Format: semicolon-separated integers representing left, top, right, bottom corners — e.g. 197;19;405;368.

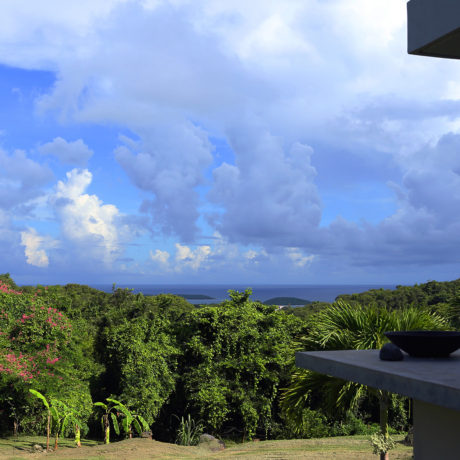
89;284;396;305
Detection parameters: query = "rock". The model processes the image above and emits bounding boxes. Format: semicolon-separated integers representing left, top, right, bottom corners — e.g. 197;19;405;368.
141;430;152;439
380;343;404;361
198;433;225;451
32;444;44;452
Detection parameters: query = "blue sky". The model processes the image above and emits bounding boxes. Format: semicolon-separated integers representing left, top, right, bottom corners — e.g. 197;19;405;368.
2;0;460;286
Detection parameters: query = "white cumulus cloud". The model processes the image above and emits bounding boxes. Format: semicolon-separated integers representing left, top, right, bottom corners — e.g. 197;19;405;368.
52;168;126;264
150;248;170;265
175;243;211;271
20;228;57;268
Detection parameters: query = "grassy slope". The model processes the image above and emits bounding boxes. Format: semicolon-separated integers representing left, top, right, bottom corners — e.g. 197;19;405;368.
0;435;412;460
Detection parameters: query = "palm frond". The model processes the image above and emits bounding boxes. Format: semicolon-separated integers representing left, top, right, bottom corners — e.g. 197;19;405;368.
284;300;449;425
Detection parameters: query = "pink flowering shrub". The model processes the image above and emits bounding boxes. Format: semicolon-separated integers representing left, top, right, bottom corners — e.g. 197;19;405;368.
0;287;72;384
0;280;21;295
0;280;94;437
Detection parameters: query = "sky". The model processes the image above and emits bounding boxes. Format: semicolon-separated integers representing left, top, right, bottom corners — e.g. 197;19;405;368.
1;0;460;286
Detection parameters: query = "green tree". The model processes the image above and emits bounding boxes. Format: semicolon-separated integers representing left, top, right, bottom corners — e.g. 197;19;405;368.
281;300;449;460
179;290;304;440
97;302;178;425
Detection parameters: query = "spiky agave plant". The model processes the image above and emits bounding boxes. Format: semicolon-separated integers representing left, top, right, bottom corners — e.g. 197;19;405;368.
281;300;450;460
174;414;204;446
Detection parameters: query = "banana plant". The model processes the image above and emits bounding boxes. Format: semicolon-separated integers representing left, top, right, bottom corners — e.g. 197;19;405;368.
93;399;121;444
29;389;51;451
60;404;85;447
49;401;64;450
106;398;149;439
51;399;86;449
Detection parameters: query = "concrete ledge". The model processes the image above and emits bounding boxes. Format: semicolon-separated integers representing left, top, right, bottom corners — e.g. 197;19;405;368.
296;349;460;411
408;0;460;59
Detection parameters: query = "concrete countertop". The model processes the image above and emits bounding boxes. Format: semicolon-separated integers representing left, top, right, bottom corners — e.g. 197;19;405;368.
296;349;460;410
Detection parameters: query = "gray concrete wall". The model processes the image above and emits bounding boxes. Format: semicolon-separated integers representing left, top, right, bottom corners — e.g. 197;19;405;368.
414;400;460;459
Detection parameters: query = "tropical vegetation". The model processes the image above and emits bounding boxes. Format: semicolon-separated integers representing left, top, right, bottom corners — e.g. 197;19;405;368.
0;272;459;457
280;300;449;459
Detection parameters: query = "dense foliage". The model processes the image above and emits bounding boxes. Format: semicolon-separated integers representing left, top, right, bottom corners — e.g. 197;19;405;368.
1;274;460;444
338;280;460;325
0;279;305;441
179;290;303;439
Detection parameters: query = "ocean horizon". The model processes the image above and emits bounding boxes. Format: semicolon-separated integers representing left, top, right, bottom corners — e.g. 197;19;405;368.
89;283;397;305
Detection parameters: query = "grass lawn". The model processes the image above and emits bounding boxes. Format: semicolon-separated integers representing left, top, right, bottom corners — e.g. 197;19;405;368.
0;435;413;459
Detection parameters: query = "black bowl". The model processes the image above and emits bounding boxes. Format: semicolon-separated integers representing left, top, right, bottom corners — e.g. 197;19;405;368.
384;331;460;357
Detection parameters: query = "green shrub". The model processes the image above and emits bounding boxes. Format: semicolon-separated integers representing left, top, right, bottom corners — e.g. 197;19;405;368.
281;407;330;439
330;411;378;436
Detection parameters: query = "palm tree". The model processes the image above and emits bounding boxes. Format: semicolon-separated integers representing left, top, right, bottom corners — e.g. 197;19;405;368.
281;300;450;460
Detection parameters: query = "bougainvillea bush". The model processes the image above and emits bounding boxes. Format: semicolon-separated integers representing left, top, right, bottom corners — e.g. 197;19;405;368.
0;282;71;381
0;281;92;434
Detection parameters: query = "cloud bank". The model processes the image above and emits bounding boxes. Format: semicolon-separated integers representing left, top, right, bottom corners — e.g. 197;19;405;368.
1;0;460;283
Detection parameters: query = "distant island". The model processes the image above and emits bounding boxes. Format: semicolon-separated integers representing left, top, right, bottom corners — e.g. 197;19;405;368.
180;294;215;300
264;297;311;306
